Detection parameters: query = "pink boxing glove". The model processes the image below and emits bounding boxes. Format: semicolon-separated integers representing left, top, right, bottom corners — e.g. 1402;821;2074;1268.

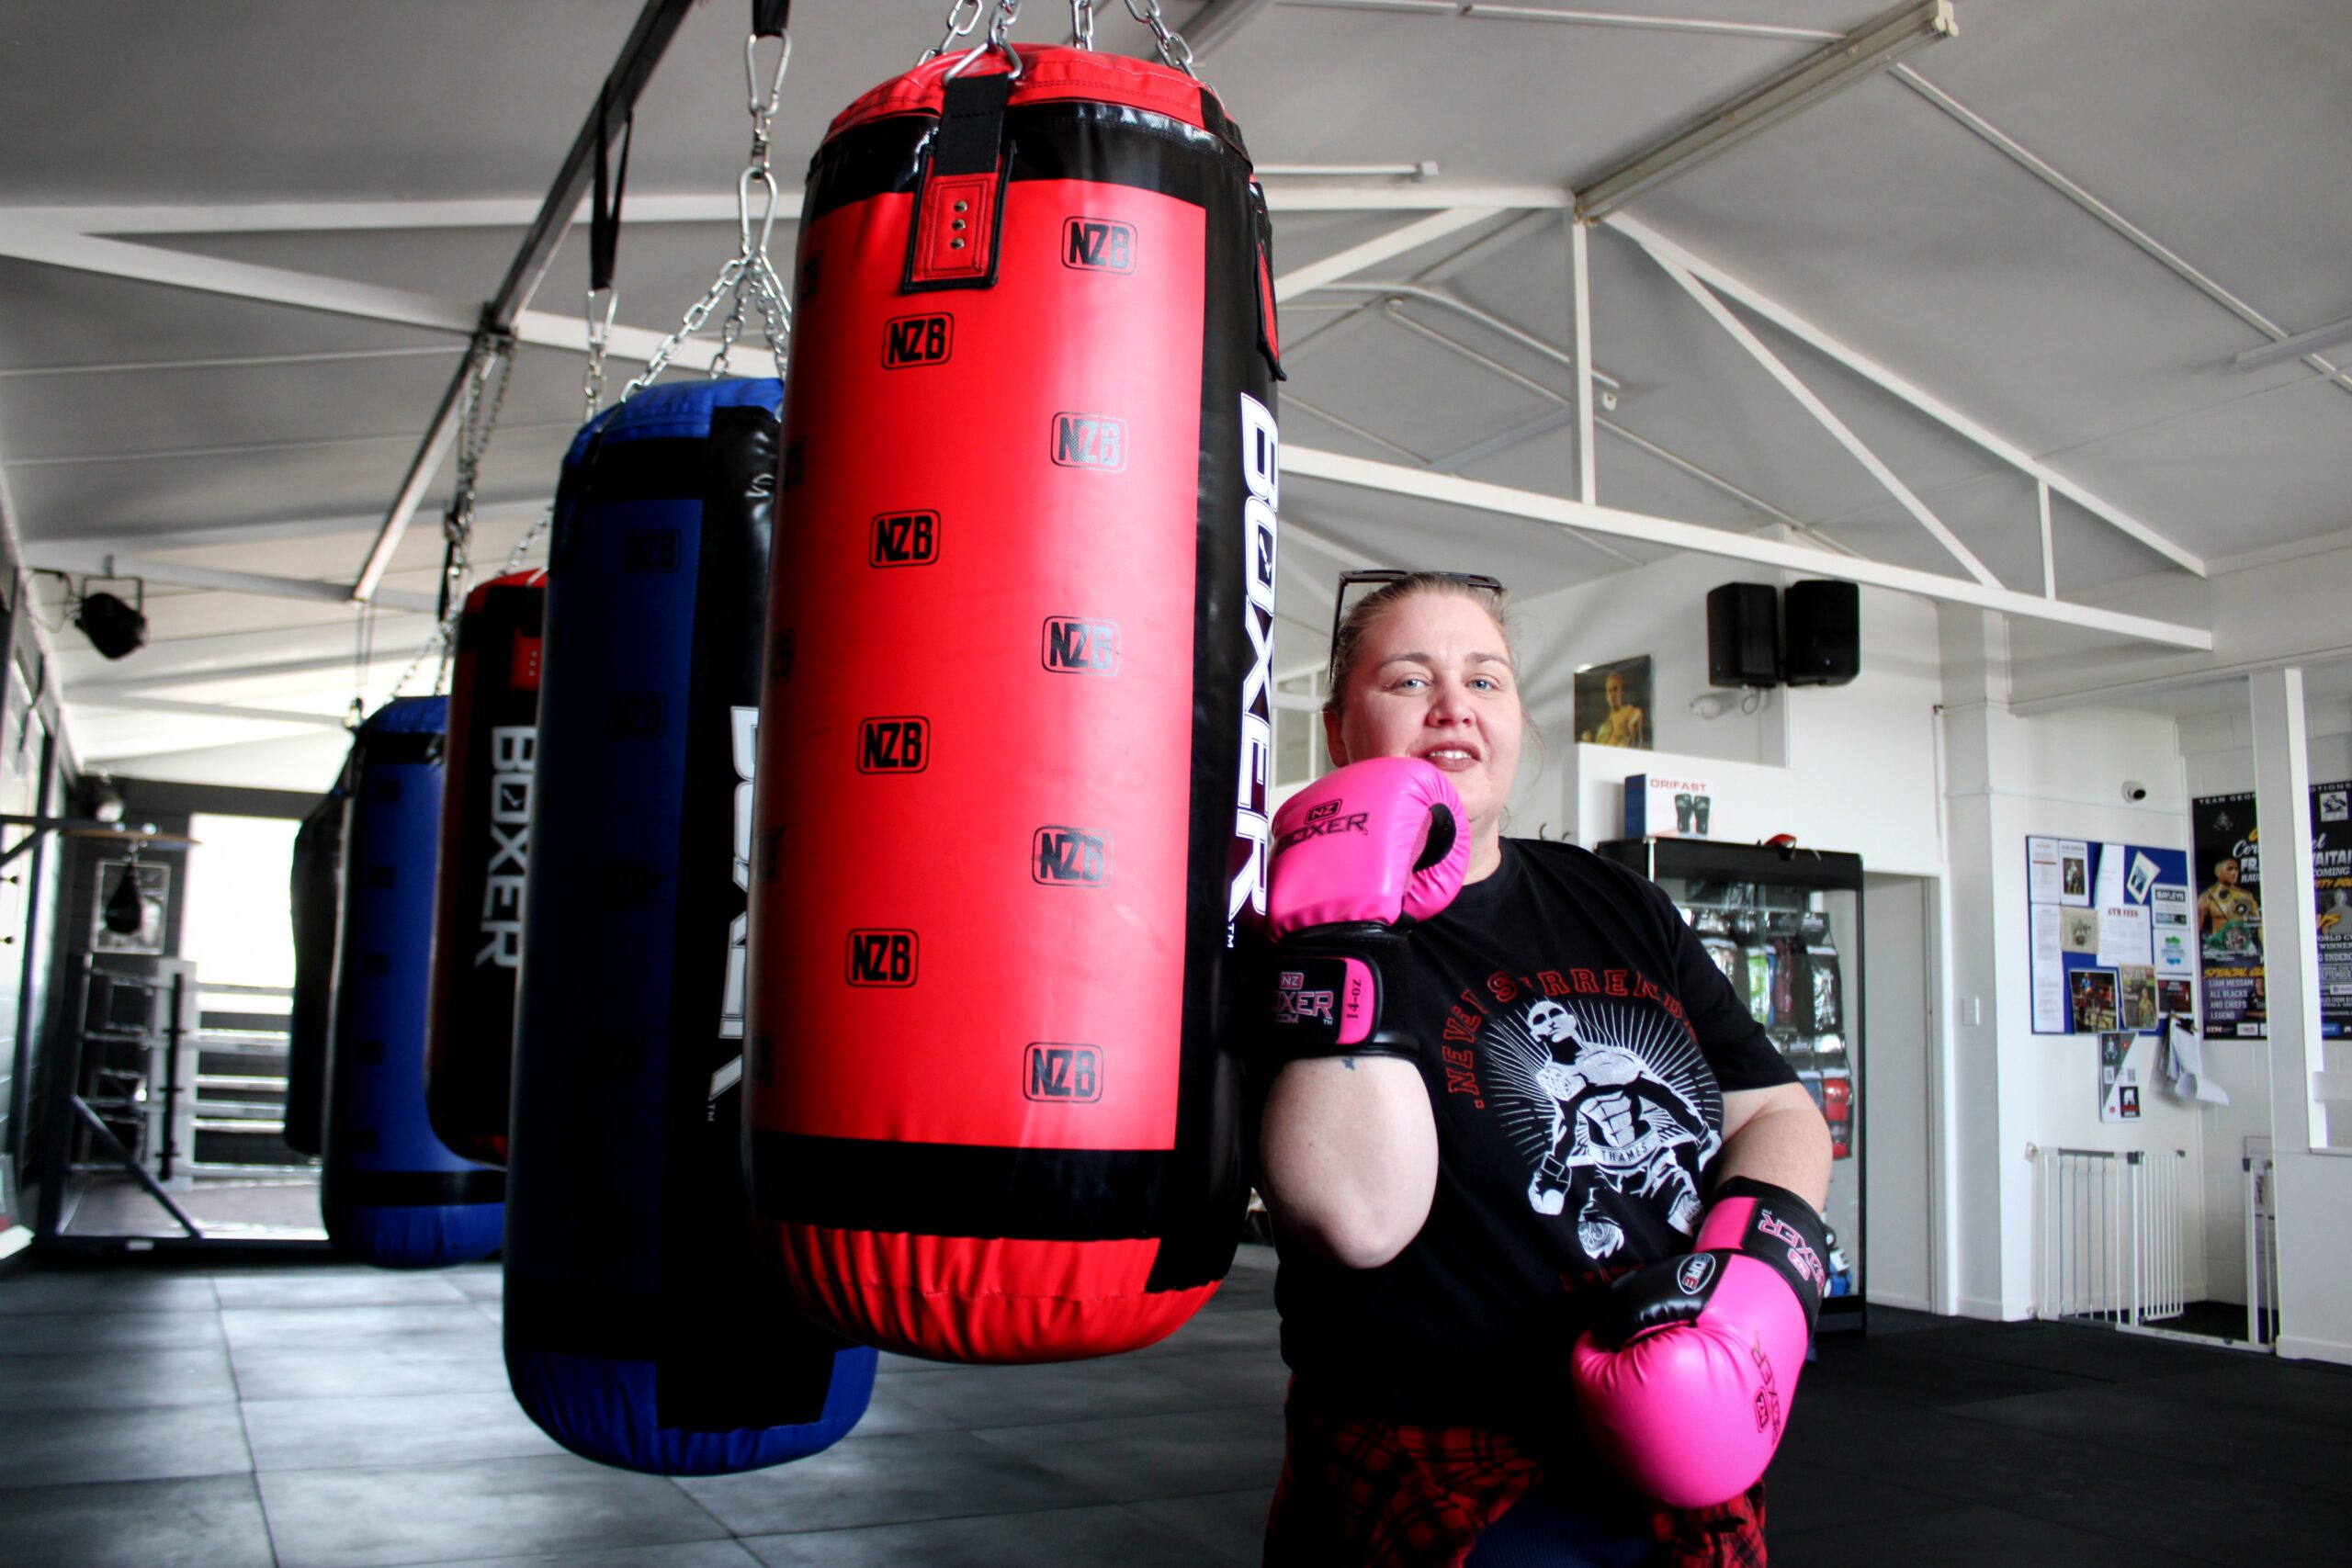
1569;1178;1830;1508
1262;758;1468;1064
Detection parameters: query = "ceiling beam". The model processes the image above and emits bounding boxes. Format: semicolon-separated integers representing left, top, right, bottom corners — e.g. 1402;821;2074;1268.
1283;443;2214;650
0;183;1567;240
1272;208;1506;302
1454;6;1841;43
1643;244;1998;588
27;549;437;613
1894;65;2352;399
1183;0;1282;54
1606;213;2206;577
355;0;700;606
71;694;351;730
1573;1;1956;222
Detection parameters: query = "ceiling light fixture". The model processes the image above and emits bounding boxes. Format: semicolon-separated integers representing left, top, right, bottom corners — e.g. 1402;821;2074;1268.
1572;0;1957;223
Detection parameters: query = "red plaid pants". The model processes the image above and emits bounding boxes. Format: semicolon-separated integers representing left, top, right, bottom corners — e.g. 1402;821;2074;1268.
1262;1380;1768;1567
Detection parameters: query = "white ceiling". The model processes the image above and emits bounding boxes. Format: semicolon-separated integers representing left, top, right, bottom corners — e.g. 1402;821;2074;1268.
1;0;2347;787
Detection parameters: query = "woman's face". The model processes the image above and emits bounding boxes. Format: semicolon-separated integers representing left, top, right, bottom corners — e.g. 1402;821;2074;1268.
1325;590;1524;844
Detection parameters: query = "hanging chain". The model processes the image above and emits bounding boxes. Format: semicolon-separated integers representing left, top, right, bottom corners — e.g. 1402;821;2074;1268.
924;0;986;61
945;0;1023;79
1071;0;1093;50
1123;0;1199;78
625;27;793;398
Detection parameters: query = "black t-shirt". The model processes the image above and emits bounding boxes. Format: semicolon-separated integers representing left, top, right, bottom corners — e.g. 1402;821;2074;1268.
1273;838;1797;1439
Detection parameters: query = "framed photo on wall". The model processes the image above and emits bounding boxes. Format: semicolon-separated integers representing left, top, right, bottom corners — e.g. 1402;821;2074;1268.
93;860;170;955
1575;656;1652;750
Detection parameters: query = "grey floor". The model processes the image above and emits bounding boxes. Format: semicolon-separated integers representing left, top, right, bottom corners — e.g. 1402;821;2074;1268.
5;1246;2349;1567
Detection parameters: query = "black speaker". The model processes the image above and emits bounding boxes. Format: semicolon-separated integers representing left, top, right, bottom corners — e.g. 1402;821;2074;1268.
1707;582;1779;688
1784;580;1860;686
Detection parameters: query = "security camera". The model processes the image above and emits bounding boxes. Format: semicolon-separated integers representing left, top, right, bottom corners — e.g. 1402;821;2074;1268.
2121;781;2149;803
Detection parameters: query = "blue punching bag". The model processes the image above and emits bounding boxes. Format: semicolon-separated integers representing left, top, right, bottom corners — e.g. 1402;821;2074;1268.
320;696;504;1267
283;768;348;1156
503;378;874;1474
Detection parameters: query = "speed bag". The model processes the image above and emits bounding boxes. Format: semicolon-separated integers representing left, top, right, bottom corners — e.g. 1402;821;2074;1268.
422;570;547;1167
503;378;875;1476
747;47;1283;1362
321;695;504;1269
282;777;347;1156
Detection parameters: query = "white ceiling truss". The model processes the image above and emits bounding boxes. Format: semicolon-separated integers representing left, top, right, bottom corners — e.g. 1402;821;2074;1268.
2;178;2214;655
34;0;2352;774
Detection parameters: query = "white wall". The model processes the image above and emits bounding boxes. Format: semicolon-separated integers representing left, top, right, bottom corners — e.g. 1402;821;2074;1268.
1507;561;1943;872
1939;608;2209;1318
2177;695;2352;1348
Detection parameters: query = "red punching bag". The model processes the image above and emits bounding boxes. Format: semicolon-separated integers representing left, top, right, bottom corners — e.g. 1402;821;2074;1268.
424;570;546;1166
747;43;1283;1362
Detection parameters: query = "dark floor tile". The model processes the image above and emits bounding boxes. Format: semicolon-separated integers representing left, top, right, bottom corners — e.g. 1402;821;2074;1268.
2131;1359;2352;1438
382;1548;762;1568
0;1268;220;1315
2232;1437;2352;1499
0;1401;251;1488
258;1451;729;1568
1809;1338;2109;1407
1770;1502;2220;1566
1851;1304;1952;1335
227;1339;509;1401
220;1302;496;1348
1133;1306;1282;1358
887;1355;1224;1429
1777;1400;2199;1507
1130;1487;1275;1566
2007;1467;2343;1568
445;1265;503;1299
212;1271;474;1309
1953;1376;2344;1463
1898;1319;2240;1383
974;1404;1287;1504
841;1382;969;1437
678;1428;1104;1534
0;1306;226;1356
743;1503;1219;1568
1152;1346;1293;1408
242;1389;563;1471
1762;1455;1958;1537
0;1345;238;1410
0;1473;273;1568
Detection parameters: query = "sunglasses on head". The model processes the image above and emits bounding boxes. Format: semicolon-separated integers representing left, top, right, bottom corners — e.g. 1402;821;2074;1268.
1327;570;1507;690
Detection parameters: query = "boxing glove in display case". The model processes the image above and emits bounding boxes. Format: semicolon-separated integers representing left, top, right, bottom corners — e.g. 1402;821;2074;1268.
1597;836;1868;1334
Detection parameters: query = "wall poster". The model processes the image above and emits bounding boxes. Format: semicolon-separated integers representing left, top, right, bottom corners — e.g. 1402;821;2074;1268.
2192;783;2352;1040
2028;837;2190;1036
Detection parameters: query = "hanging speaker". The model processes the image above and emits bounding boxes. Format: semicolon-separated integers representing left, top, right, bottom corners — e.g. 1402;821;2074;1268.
1783;580;1860;686
1706;583;1780;689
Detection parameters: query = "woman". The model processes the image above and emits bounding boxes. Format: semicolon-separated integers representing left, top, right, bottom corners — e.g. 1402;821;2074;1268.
1257;572;1831;1566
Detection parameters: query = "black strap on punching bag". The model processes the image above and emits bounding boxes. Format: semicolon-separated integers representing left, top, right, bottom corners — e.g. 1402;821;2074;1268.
901;72;1012;293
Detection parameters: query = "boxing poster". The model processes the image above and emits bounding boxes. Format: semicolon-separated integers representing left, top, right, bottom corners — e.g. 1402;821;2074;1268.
2098;1031;2145;1122
2194;784;2352;1040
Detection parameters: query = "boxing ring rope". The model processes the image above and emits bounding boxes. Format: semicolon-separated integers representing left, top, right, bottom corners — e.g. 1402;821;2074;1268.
2037;1146;2187;1330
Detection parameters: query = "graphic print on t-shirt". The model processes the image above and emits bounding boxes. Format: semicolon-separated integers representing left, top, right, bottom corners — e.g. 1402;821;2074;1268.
1485;991;1724;1259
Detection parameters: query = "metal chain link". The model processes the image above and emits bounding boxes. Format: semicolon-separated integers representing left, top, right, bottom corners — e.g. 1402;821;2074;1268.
426;334;516;691
1123;0;1199;78
924;0;986;61
1071;0;1093;50
624;25;794;399
582;284;616;421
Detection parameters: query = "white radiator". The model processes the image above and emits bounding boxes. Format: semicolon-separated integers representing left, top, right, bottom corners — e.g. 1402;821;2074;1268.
2038;1146;2187;1326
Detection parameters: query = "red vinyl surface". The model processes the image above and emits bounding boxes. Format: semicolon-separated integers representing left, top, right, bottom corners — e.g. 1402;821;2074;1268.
754;179;1206;1156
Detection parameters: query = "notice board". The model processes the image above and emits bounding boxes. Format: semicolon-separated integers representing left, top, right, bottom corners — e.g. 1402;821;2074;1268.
2028;837;2193;1036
